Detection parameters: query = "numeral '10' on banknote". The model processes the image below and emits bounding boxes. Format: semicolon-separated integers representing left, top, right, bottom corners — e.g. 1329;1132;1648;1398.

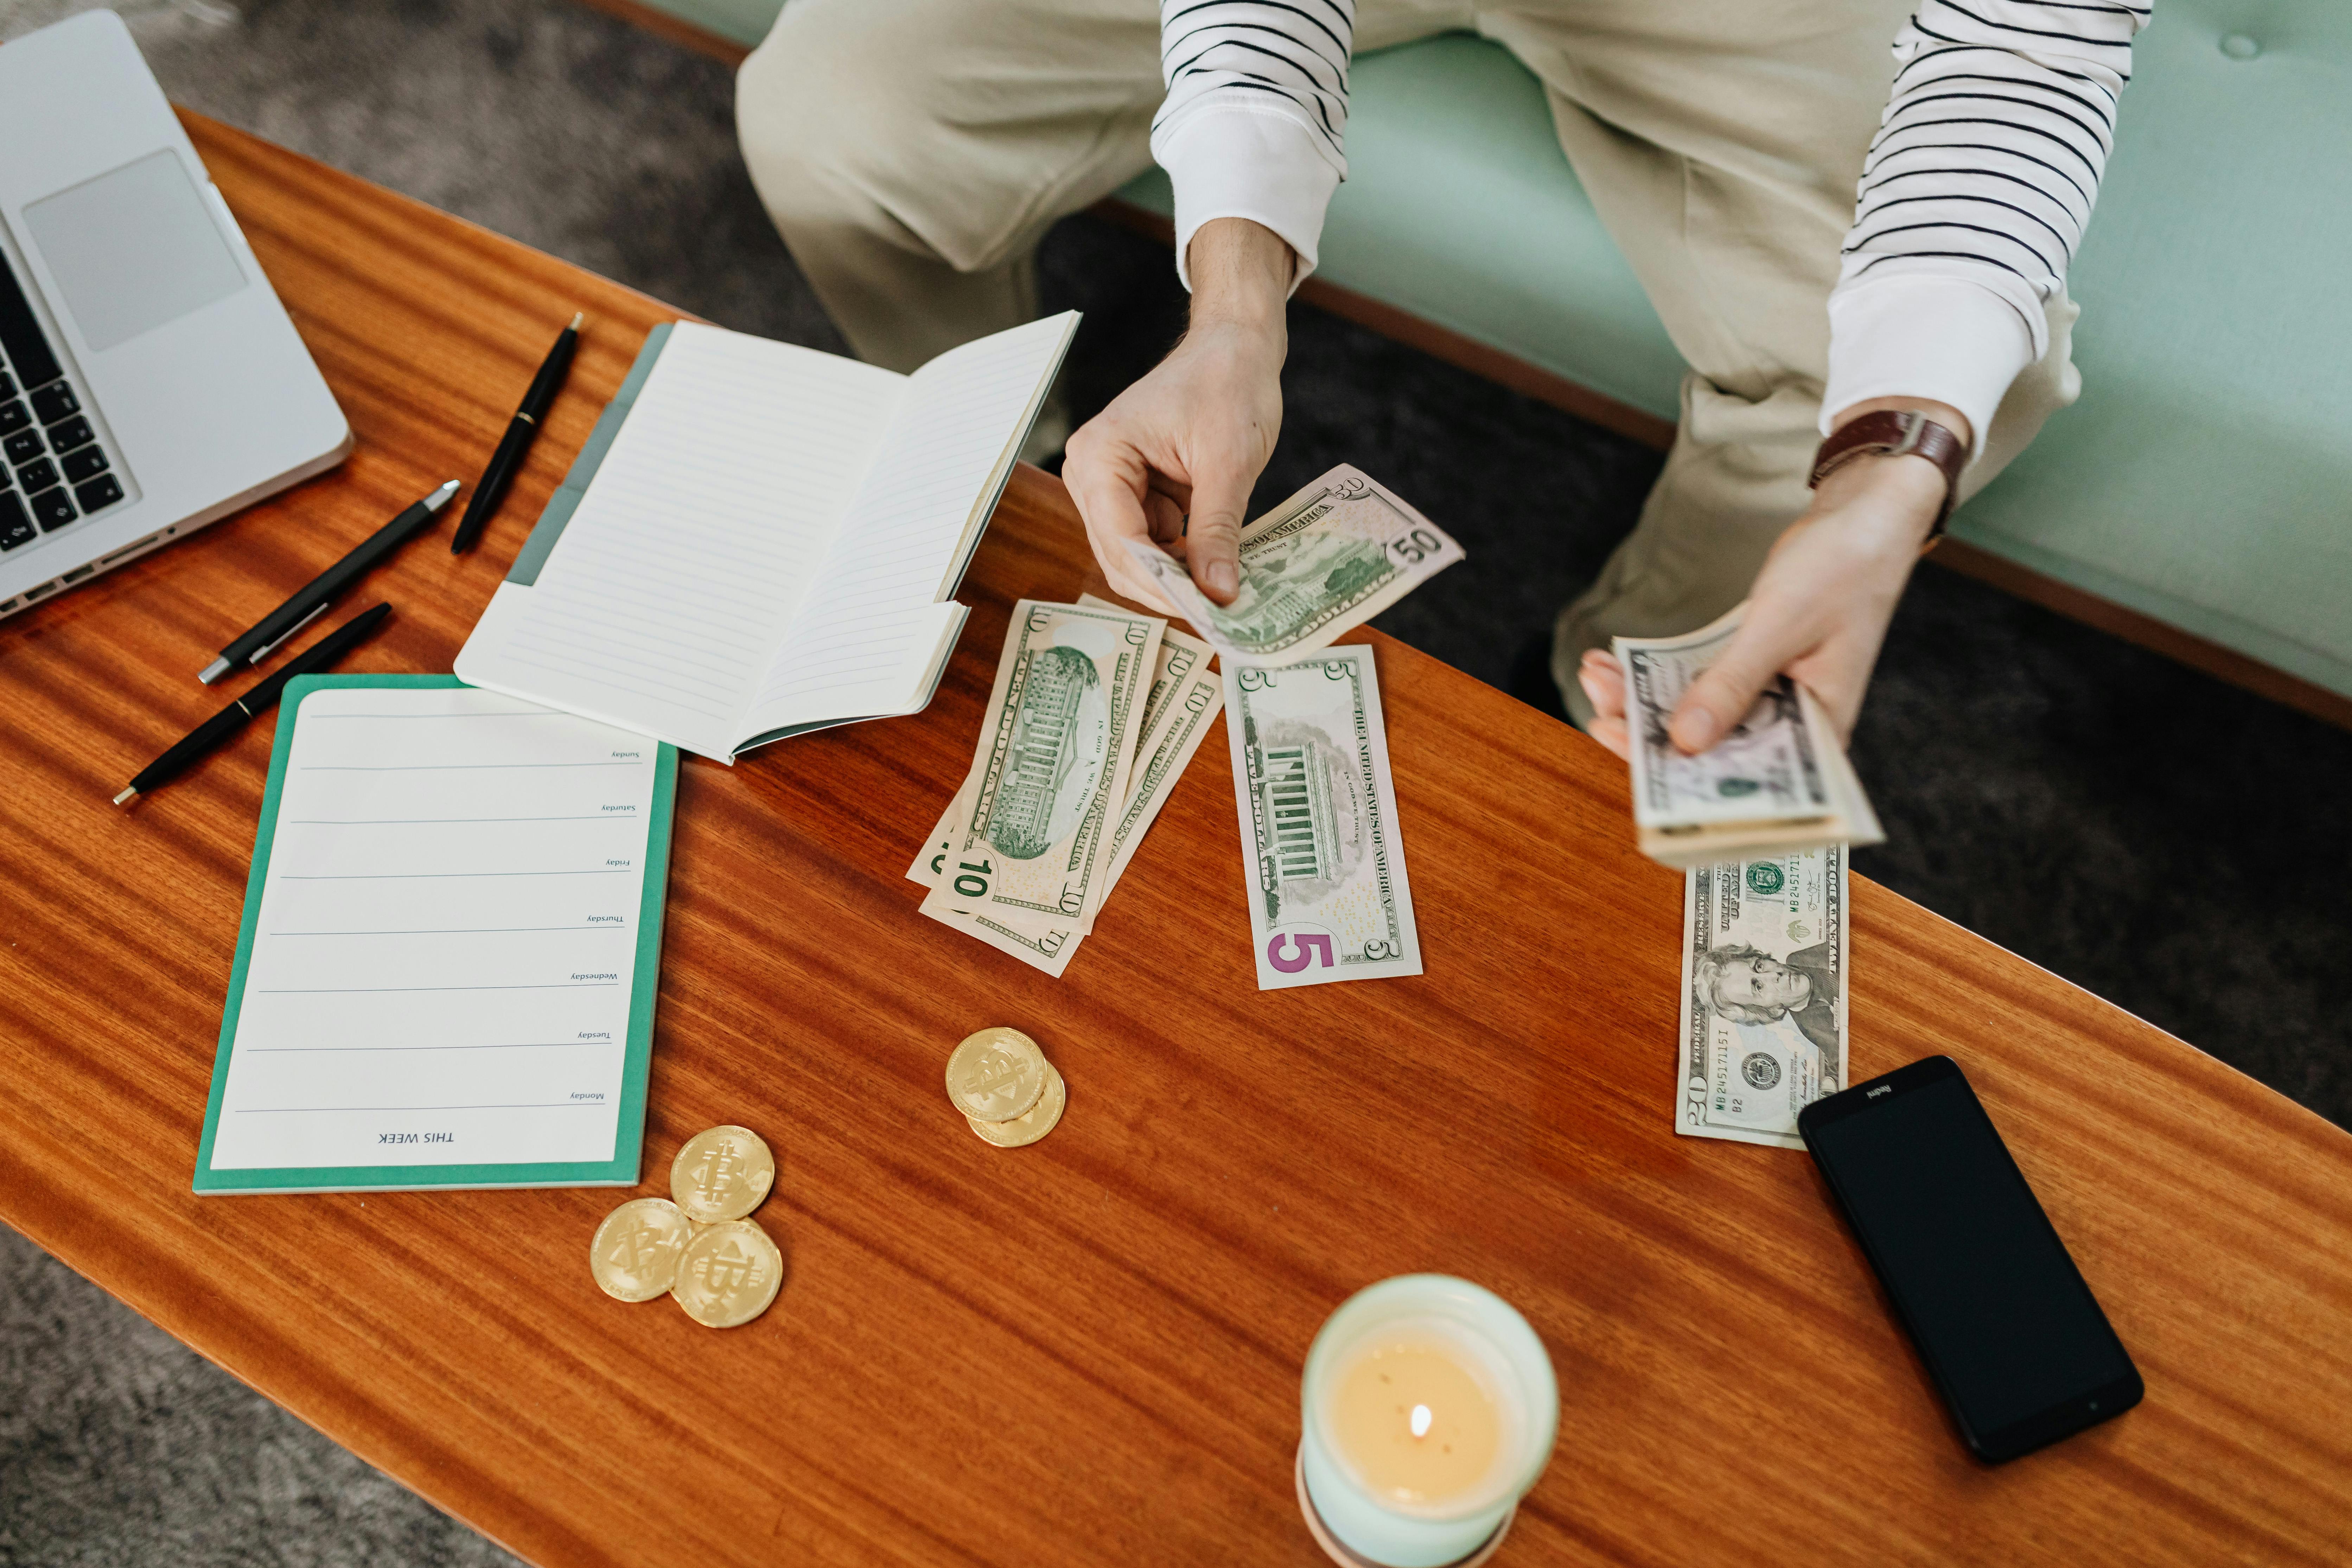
1223;643;1422;990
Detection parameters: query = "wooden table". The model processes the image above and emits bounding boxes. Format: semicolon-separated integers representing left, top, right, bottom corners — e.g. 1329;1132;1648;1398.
3;114;2348;1568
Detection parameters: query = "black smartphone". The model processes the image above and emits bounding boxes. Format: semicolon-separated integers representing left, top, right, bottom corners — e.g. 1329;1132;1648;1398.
1798;1054;2142;1463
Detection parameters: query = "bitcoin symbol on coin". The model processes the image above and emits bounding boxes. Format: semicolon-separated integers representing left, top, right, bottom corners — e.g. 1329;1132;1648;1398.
944;1027;1047;1122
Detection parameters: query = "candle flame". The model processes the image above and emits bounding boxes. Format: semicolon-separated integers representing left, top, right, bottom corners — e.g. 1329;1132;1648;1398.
1410;1404;1432;1438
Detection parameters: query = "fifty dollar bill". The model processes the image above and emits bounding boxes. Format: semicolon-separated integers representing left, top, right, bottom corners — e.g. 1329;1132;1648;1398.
1123;464;1463;663
1675;846;1848;1150
1224;643;1422;990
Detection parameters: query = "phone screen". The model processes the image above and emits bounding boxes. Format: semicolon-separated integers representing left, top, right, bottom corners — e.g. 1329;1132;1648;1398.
1800;1057;2140;1461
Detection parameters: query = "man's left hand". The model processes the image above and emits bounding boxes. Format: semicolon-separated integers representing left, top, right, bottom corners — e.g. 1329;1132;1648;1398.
1578;397;1967;760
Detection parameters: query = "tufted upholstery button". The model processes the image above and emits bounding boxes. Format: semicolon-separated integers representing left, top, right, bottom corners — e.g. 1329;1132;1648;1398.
2219;33;2262;59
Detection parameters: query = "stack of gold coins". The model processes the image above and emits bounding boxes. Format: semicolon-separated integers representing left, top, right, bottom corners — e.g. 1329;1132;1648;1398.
945;1026;1067;1147
587;1123;784;1329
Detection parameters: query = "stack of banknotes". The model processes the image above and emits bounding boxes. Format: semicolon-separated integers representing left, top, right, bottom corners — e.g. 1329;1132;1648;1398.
1614;608;1883;869
908;465;1462;988
906;594;1219;977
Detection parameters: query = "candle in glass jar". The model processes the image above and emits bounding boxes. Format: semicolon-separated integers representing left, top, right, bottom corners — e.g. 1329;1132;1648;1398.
1298;1276;1558;1568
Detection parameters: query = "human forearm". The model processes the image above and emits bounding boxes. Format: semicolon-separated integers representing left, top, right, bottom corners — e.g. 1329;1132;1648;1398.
1187;217;1295;333
1577;395;1962;761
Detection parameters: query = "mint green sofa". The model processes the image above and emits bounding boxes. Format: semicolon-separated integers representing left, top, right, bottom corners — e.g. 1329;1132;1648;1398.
655;0;2352;707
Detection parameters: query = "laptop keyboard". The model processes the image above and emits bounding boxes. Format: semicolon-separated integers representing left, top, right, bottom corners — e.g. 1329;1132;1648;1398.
0;250;125;554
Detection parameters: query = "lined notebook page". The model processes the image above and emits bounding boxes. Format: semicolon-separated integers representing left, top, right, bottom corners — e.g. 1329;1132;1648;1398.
207;687;658;1174
478;324;904;757
738;313;1073;735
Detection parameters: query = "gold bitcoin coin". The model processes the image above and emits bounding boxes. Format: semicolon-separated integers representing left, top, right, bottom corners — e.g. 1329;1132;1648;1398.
945;1027;1047;1122
670;1125;776;1223
671;1218;785;1329
968;1063;1066;1148
588;1197;695;1302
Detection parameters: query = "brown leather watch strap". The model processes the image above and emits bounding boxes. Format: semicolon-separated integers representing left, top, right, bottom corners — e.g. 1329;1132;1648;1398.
1809;409;1968;546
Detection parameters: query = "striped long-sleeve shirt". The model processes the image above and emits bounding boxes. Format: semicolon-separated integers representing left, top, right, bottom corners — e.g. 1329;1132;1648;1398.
1149;0;2152;453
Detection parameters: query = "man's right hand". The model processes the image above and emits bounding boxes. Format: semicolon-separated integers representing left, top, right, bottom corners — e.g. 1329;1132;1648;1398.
1064;217;1294;612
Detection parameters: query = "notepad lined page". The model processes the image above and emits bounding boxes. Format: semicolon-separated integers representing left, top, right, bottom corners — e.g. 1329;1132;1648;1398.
208;687;660;1174
738;312;1075;737
475;324;904;757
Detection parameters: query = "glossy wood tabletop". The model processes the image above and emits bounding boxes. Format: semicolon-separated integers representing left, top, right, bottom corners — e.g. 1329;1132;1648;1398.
3;114;2348;1568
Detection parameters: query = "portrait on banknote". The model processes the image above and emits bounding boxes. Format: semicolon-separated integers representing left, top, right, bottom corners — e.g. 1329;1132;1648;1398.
1675;848;1847;1150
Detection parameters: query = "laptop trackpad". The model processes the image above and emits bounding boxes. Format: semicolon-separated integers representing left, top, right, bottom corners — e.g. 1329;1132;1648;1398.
21;148;247;352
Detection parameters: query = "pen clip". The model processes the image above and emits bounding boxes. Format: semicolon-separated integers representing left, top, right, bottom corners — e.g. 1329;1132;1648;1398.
248;600;330;667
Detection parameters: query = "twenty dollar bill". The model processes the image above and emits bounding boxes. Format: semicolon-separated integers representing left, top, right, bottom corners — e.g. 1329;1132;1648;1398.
1123;465;1462;663
1224;643;1422;990
1675;846;1847;1150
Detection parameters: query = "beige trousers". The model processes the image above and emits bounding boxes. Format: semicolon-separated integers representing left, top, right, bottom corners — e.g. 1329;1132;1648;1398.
735;0;2079;714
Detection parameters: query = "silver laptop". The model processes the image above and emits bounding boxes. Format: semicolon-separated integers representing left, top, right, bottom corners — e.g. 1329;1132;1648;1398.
0;9;350;620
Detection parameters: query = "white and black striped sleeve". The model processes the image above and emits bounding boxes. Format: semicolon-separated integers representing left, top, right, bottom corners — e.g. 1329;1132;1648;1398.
1152;0;1356;290
1825;0;2152;452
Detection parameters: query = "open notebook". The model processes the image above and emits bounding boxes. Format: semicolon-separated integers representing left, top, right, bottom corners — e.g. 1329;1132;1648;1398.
455;312;1077;762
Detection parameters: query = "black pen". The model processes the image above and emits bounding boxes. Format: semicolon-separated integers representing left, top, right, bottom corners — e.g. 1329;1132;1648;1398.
199;483;456;683
120;603;393;805
451;311;583;555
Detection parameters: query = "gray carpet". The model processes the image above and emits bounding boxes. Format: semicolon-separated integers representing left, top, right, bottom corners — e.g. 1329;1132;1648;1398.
2;1;2345;1563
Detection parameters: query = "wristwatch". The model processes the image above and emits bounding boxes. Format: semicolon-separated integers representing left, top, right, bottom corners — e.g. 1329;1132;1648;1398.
1809;409;1968;546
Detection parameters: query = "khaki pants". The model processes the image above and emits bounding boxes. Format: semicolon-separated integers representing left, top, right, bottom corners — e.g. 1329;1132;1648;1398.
736;0;2079;716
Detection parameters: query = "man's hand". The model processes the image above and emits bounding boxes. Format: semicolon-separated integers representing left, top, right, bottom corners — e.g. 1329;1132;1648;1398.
1065;217;1293;612
1577;396;1968;760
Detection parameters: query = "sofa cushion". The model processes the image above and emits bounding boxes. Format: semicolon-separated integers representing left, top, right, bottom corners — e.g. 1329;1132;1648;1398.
1951;1;2352;700
633;0;781;47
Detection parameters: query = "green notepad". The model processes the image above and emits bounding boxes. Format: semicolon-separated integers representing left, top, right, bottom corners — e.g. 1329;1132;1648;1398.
193;675;677;1194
